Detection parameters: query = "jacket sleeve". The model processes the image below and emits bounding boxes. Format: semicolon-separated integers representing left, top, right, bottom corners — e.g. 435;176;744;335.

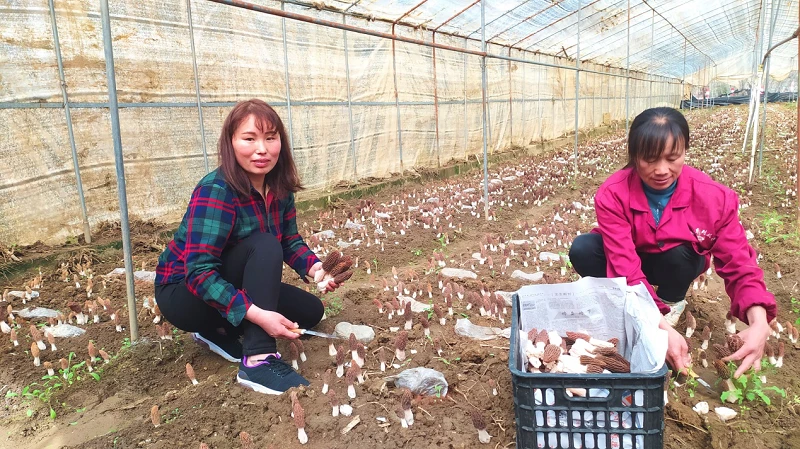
183;183;253;326
594;188;671;315
711;190;777;324
281;193;321;280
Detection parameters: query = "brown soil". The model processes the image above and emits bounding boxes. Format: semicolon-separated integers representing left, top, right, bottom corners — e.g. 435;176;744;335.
1;105;800;449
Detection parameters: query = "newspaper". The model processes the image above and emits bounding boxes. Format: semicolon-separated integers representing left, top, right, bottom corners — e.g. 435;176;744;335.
517;277;667;373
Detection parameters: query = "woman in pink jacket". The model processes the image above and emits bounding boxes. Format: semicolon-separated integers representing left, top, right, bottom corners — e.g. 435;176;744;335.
569;107;776;377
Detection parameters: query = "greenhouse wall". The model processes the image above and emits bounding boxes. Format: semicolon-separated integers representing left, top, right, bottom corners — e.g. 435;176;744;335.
0;0;683;245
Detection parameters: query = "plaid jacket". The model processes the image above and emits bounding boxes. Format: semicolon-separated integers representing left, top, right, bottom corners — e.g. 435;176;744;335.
155;169;320;326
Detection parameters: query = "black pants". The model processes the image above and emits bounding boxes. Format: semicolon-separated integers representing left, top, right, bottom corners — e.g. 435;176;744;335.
568;233;705;303
155;232;324;355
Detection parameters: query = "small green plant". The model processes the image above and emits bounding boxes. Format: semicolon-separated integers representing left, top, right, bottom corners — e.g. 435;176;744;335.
685;376;698;398
757;212;795;244
437;234;448;249
411;248;423;257
433;384;444;398
323;295;344;318
720;363;786;406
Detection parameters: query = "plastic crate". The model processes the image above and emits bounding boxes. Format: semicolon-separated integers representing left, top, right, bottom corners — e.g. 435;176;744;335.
510;293;668;449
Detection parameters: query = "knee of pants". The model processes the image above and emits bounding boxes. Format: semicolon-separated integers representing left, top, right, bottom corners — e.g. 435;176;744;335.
239;232;282;259
569;233;602;262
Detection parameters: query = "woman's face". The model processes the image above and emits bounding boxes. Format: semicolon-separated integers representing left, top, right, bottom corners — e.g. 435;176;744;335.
635;135;685;190
232;114;281;187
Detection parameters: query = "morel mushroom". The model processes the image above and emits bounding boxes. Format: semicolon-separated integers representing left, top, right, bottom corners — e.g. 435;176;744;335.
60;358;69;379
31;342;40;367
335;344;346;377
714;360;737;403
373;298;384;314
328;389;340;417
99;349;111;364
395;331;408;361
30;325;46;351
404;303;413;330
355;344;366;369
372;346;384;372
724;311;737;334
322;368;332;395
151;405;161;427
434;304;445;325
186;363;198;385
293;400;308;445
44;361;55;377
401;389;414;426
346;365;358;399
766;342;777;365
776;341;784;368
700;326;711;350
685;311;696;338
419;315;430;337
470;409;491;444
488;378;497;396
315;251;353;292
114;310;122;332
9;328;18;347
289;342;300;371
433;337;443;357
699;350;708;368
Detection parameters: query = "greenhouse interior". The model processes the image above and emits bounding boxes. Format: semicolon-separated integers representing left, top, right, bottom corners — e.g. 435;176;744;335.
0;0;799;447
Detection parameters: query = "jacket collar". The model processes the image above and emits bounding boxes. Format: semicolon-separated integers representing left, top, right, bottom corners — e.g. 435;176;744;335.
627;166;692;212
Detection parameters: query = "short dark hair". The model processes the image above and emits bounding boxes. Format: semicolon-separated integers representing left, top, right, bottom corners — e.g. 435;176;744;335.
218;99;303;199
627;107;690;167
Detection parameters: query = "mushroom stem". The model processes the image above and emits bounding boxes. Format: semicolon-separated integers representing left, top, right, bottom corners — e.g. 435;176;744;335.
477;429;491;444
297;428;308;445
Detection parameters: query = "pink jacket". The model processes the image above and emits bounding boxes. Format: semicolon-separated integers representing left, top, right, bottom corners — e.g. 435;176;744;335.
593;166;777;324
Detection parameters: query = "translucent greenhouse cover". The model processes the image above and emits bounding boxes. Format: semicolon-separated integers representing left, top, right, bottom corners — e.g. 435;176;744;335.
324;0;798;82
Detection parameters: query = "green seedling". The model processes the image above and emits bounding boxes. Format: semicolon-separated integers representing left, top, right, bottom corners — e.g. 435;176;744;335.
719;362;785;406
323;295;344;318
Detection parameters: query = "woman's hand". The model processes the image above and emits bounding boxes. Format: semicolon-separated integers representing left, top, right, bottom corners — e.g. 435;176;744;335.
245;305;300;340
723;306;771;378
308;261;340;293
660;316;691;374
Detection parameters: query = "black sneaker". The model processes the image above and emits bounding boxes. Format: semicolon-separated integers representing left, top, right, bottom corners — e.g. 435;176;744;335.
192;332;243;363
237;354;309;395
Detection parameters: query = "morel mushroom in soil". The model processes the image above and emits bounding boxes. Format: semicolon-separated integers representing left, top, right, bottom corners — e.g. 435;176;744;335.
400;389;414;426
293;400;308;444
470;409;491;444
395;331;408;361
186;363;198;385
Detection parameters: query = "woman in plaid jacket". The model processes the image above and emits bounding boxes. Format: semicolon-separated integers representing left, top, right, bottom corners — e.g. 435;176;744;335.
155;99;336;394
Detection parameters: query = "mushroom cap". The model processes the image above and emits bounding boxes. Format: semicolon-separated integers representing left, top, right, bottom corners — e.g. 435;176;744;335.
400;389;413;410
470;410;487;431
542;344;561;364
714;359;730;378
726;334;744;353
598;355;630;373
701;326;711;340
713;343;732;359
292;401;305;428
321;251;341;272
395;331;408;350
566;331;591;342
534;329;549;346
685;311;696;329
586;364;604;374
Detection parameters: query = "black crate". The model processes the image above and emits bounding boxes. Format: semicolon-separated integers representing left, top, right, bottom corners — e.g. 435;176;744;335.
510;293;668;449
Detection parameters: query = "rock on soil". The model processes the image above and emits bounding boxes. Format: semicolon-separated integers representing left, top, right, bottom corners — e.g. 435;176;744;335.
454;318;510;340
16;306;60;319
510;270;544;282
440;268;478;279
333;322;375;343
47;324;87;338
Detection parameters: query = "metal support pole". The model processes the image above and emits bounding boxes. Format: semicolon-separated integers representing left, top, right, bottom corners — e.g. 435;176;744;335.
281;1;295;153
100;0;138;342
625;0;630;135
537;57;543;140
432;31;442;167
573;0;580;173
508;47;513;147
48;0;92;244
521;52;526;144
343;15;357;179
649;10;654;109
391;25;404;169
480;0;489;220
433;33;441;167
463;37;468;159
758;0;780;176
187;0;209;172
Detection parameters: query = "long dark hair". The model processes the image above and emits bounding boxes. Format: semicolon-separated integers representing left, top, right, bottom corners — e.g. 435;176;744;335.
218;99;303;199
626;107;690;167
